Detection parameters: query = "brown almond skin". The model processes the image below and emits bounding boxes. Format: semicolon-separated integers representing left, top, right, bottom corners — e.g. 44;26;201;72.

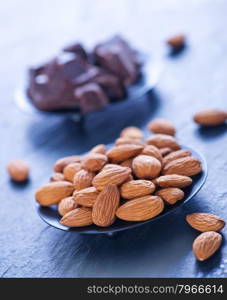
167;34;185;50
142;145;163;163
60;207;93;227
120;180;155;200
192;231;222;261
7;160;29;182
120;158;133;168
148;119;176;136
186;213;225;232
81;153;107;171
193;109;227;126
50;172;65;182
156;188;184;204
159;148;172;157
116;195;164;221
155;175;193;188
132;155;161;179
163;150;192;166
115;137;145;147
73;187;99;207
107;144;143;163
92;184;120;227
90;144;106;154
147;134;180;150
54;155;81;173
163;157;202;176
35;181;74;206
73;169;95;190
92;165;131;191
58;197;78;216
120;126;144;140
63;162;82;182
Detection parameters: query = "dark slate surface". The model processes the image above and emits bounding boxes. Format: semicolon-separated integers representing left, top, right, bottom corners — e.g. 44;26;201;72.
0;0;226;278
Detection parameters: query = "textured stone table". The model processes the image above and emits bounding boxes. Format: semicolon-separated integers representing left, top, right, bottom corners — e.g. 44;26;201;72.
0;0;226;277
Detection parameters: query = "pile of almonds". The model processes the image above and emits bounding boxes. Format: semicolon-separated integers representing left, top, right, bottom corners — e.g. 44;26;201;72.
35;119;203;229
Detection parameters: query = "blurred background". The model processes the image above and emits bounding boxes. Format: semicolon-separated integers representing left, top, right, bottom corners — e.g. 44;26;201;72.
0;0;226;278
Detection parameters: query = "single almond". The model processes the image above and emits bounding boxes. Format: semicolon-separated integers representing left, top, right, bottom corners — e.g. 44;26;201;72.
154;175;193;188
90;144;106;154
7;160;29;182
81;153;107;171
92;184;120;227
193;109;227;126
60;207;93;227
120;158;133;168
73;169;95;190
163;156;202;176
120;126;144;140
159;148;172;156
148;119;176;136
58;196;78;216
50;172;65;182
147;134;180;150
186;213;225;232
132;155;161;179
73;187;99;207
35;181;74;206
92;165;131;191
142;145;163;163
116;195;164;221
107;144;143;163
167;34;185;49
63;162;82;182
156;188;184;204
192;231;222;261
54;155;81;172
120;180;155;200
115;137;145;147
163;150;192;166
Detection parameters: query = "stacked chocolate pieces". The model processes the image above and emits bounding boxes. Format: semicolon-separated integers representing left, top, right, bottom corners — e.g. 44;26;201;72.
27;36;141;114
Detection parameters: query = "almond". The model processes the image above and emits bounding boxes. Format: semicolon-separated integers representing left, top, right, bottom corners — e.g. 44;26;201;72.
163;150;192;166
90;144;106;154
73;169;95;190
156;188;184;204
115;137;145;147
50;172;65;182
73;187;99;207
147;134;180;150
107;144;143;163
7;160;29;182
186;213;225;232
159;147;172;156
132;155;161;179
120;180;155;200
120;126;144;139
35;181;74;206
92;184;120;227
142;145;163;163
120;158;133;168
116;195;164;221
54;155;81;172
60;207;93;227
192;231;222;261
167;34;185;50
163;157;202;176
58;197;78;216
63;162;82;182
81;153;107;171
193;109;227;126
92;165;131;191
154;174;193;188
148;119;176;136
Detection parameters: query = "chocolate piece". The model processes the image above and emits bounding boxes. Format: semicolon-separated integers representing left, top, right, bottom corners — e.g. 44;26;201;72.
63;43;87;60
93;36;140;84
74;83;108;114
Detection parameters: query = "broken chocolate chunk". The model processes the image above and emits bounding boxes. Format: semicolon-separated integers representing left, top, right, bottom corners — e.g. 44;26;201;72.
63;43;87;60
